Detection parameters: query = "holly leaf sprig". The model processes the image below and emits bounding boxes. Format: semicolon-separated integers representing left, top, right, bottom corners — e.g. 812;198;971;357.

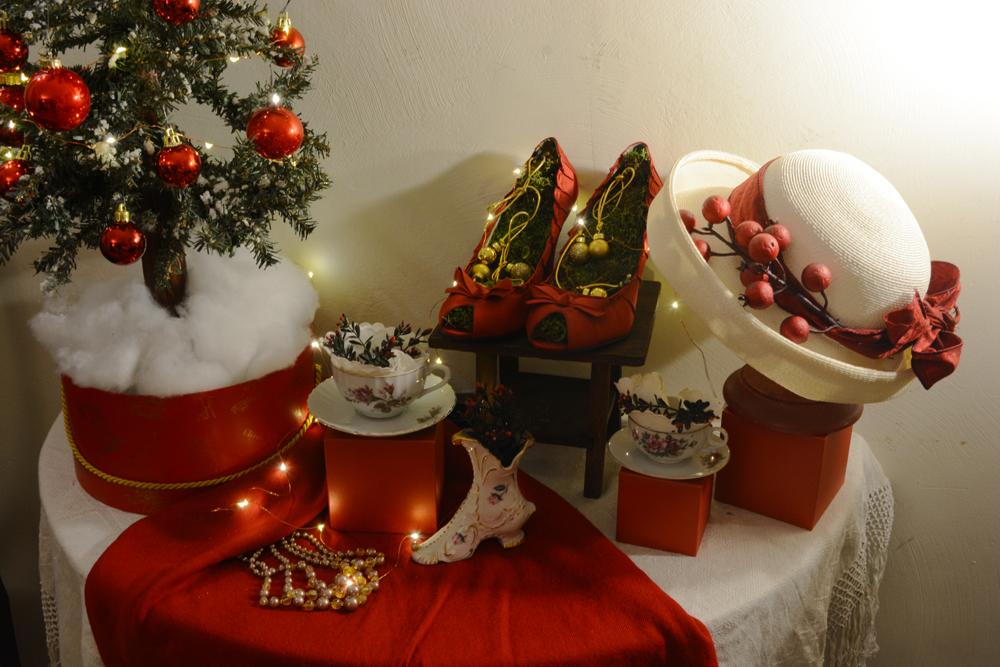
617;393;717;432
323;315;431;368
459;384;534;468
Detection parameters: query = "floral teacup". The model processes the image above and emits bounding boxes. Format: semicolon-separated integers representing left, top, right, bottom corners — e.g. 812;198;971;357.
332;359;450;419
627;411;727;464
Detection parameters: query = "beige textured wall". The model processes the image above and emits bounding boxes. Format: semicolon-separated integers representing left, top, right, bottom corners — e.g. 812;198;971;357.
1;1;997;664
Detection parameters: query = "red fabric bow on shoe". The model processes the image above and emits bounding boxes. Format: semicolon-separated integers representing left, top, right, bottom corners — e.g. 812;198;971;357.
525;276;642;351
443;269;527;338
525;284;613;317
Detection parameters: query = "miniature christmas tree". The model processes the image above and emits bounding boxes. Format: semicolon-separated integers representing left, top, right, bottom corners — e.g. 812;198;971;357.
0;1;329;310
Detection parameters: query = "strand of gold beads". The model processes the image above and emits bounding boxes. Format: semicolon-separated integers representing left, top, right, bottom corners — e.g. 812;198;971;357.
241;530;385;612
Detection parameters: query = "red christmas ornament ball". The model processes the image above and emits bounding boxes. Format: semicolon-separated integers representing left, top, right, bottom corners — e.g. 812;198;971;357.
25;67;91;132
0;81;25;112
0;28;29;72
154;0;200;25
0;157;32;200
272;25;305;67
0;77;25;145
0;120;23;147
100;223;147;265
247;106;303;160
156;143;202;188
693;238;710;261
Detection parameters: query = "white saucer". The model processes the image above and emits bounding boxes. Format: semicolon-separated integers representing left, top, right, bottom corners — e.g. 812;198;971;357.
608;428;730;480
307;378;456;437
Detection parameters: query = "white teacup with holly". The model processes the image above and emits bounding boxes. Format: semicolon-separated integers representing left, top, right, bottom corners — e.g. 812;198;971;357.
616;373;725;464
323;317;450;419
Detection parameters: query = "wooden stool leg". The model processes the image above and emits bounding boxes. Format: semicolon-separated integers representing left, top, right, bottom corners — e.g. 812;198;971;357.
498;355;519;381
607;366;622;439
476;353;499;389
584;363;613;498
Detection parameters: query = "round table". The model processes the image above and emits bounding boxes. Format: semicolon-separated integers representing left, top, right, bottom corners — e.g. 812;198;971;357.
39;416;892;667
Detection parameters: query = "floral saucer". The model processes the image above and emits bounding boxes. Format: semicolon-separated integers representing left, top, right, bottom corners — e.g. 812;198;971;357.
308;378;455;437
607;428;730;480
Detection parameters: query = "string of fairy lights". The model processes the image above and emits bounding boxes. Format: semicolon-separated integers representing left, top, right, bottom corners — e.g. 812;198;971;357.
7;3;724;612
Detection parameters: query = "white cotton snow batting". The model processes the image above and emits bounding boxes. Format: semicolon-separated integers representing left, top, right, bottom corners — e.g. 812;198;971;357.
30;250;318;396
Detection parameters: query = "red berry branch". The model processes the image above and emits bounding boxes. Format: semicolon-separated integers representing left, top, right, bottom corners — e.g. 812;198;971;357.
683;197;842;344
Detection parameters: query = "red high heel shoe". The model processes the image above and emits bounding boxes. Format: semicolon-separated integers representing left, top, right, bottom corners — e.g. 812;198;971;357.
525;143;662;351
439;138;578;339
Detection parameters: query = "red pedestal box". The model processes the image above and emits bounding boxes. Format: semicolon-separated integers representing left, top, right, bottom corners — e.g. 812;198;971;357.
616;467;713;556
715;365;863;531
716;407;852;530
324;422;445;535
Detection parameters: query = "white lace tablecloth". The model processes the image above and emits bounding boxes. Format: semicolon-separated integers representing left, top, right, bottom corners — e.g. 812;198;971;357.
39;416;892;667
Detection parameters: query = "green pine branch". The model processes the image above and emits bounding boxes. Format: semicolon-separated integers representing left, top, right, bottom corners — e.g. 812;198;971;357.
0;0;330;294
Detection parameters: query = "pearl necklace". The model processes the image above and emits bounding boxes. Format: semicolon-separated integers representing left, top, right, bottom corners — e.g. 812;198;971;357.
241;530;385;612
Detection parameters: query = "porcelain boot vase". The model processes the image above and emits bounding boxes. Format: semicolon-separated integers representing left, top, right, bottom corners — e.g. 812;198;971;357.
412;430;535;565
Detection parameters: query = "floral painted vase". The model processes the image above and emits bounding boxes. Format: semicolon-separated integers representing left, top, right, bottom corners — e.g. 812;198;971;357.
411;429;535;564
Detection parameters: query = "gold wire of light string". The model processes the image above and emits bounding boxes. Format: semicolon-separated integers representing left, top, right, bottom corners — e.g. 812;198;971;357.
21;43;263;152
22;118;236;153
554;166;639;294
478;156;547;283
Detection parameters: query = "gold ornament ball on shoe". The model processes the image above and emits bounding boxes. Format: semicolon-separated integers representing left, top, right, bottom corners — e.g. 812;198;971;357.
568;237;590;264
471;263;491;281
590;287;608;298
478;246;497;263
588;233;609;258
508;262;532;281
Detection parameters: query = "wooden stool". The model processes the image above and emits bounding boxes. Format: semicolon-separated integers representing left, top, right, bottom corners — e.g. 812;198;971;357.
430;281;660;498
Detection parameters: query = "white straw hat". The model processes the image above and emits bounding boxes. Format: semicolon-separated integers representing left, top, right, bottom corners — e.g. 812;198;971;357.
647;149;961;404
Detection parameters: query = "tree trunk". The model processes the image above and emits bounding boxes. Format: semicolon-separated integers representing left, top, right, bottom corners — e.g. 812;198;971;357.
141;231;187;315
138;183;187;315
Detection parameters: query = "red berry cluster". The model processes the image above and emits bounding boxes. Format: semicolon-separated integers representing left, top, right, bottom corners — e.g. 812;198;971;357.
680;196;840;344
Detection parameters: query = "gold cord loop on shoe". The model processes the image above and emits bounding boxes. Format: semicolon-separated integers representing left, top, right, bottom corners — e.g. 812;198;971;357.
592;167;634;236
474;156;547;284
554;167;637;295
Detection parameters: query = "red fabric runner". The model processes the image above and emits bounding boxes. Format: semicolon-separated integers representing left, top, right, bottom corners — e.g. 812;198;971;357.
86;422;717;667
